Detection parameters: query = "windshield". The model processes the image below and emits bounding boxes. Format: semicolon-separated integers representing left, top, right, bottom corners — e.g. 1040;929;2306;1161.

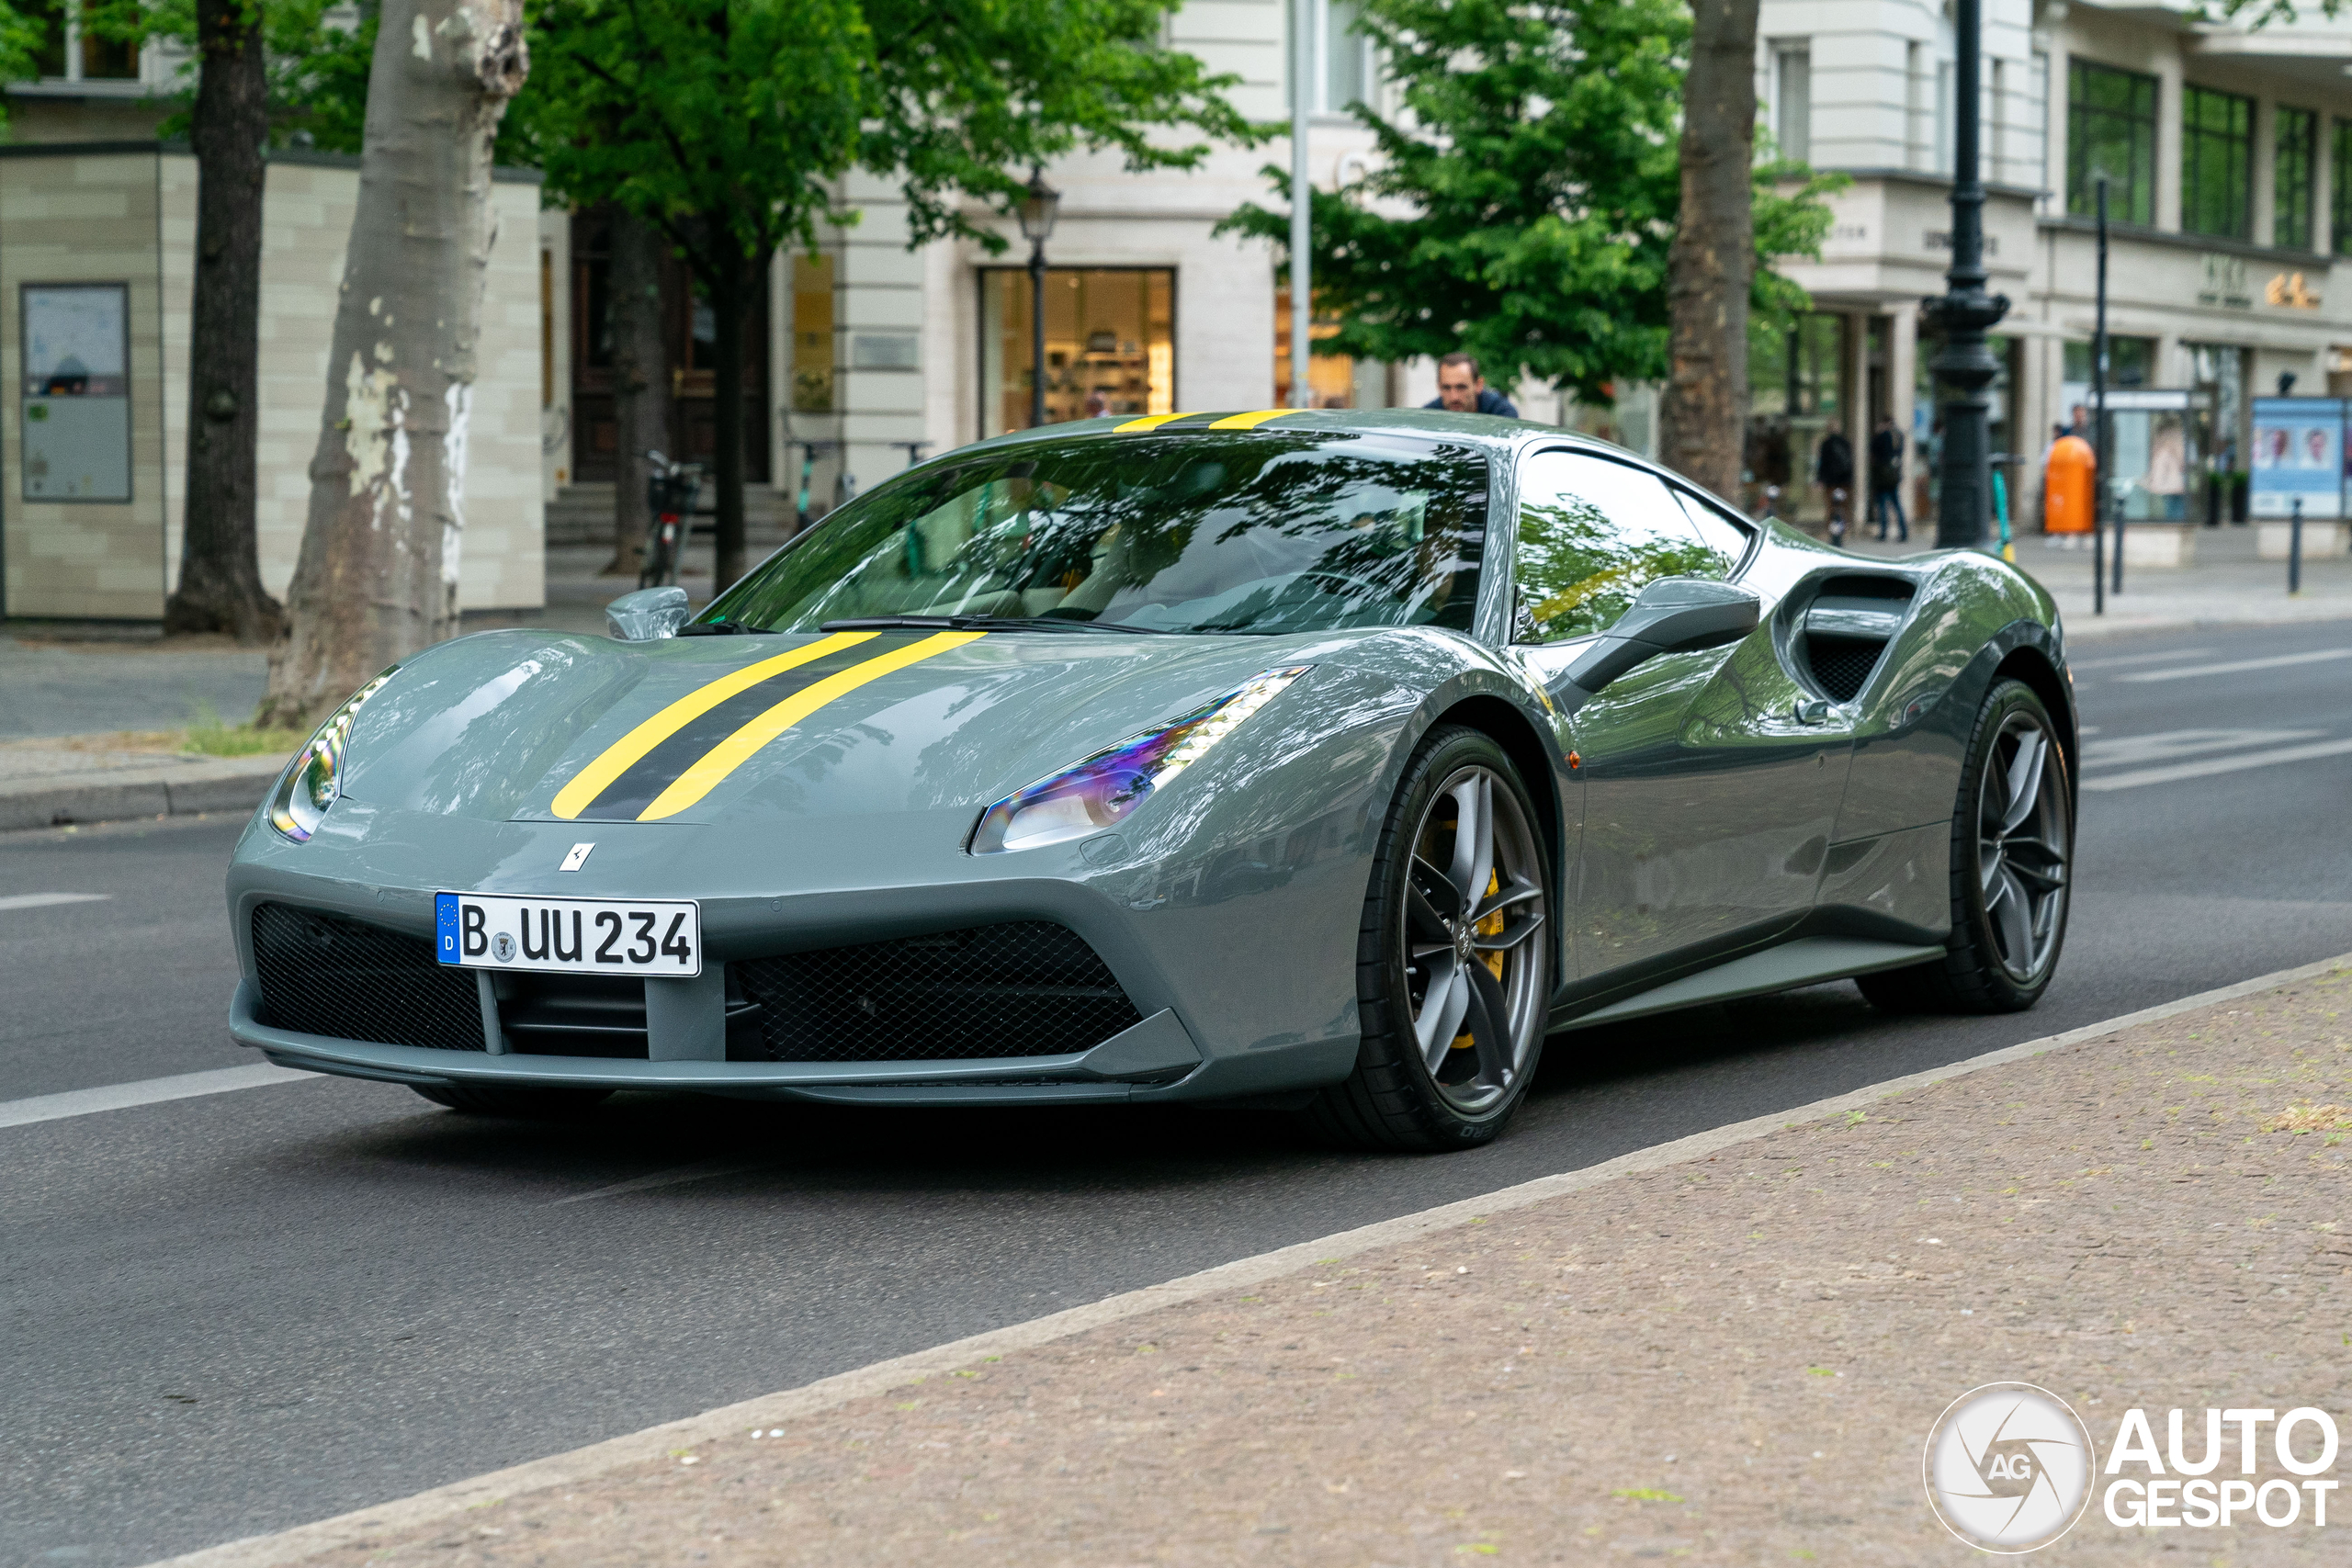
703;432;1490;635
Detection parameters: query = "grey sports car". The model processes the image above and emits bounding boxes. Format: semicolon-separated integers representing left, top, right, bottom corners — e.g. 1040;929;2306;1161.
226;409;2075;1150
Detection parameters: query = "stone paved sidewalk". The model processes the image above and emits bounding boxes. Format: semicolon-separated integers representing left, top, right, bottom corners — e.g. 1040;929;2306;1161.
224;964;2352;1568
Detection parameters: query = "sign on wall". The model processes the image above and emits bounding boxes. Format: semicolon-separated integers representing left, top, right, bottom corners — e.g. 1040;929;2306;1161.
21;283;132;502
2249;396;2346;519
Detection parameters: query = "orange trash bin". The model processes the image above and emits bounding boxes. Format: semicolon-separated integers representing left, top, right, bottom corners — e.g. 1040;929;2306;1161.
2043;434;2095;534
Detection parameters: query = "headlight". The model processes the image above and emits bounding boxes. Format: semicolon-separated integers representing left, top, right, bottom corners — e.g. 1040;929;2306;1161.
969;666;1310;854
266;668;397;842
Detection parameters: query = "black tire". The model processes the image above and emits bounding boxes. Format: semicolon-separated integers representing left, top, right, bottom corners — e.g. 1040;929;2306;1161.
412;1083;614;1117
1860;678;2072;1014
1304;726;1553;1151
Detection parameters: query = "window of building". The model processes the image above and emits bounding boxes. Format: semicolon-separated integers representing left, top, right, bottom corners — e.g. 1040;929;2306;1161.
2277;107;2317;251
2182;85;2255;240
26;0;141;82
2067;60;2156;224
1273;288;1355;409
1906;43;1928;171
1287;0;1374;117
2332;120;2352;255
791;254;835;413
1773;43;1811;164
1936;60;1954;175
979;267;1174;437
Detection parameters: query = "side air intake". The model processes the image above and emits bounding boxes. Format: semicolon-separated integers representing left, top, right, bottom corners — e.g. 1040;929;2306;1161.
1800;576;1914;703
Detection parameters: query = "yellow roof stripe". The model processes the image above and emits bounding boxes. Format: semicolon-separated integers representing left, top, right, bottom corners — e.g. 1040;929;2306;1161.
1112;412;1204;433
550;631;877;820
1206;409;1301;430
637;631;986;821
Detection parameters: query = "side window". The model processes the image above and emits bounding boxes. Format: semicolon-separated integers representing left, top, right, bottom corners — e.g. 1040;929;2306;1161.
1512;451;1723;643
1670;487;1755;575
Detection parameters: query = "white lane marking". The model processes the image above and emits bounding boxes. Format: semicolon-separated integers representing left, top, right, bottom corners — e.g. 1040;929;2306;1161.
549;1158;763;1206
0;892;111;912
0;1064;314;1131
2081;728;2323;770
2116;647;2352;682
2067;646;2212;671
2082;736;2352;792
138;948;2352;1568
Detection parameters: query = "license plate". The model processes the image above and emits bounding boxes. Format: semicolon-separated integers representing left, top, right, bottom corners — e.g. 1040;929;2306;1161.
434;893;701;977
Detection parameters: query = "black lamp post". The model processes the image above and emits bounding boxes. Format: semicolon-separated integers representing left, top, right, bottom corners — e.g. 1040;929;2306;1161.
1925;0;2009;548
1019;167;1061;430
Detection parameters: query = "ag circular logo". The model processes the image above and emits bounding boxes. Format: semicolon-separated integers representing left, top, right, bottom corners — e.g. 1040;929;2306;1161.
1923;1382;2096;1552
492;931;516;963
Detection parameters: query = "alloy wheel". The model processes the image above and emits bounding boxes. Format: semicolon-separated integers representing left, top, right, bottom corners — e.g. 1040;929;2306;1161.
1401;766;1547;1114
1976;711;2069;982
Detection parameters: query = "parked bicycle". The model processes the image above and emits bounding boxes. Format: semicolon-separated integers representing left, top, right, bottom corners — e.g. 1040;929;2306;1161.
638;449;705;590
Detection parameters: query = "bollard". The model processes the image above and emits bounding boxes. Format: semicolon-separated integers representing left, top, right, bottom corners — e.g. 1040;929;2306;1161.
2290;495;2304;597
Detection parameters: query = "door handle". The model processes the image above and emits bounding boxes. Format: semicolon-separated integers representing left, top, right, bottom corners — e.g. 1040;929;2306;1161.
1793;698;1832;726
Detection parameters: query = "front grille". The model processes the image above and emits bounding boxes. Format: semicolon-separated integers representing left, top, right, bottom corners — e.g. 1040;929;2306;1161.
1807;634;1886;703
252;903;485;1051
732;922;1142;1063
500;975;648;1057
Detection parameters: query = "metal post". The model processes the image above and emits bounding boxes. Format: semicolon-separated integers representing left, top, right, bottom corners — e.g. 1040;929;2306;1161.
1926;0;2009;548
2290;494;2305;595
2091;178;2109;618
1290;0;1313;411
1028;236;1047;430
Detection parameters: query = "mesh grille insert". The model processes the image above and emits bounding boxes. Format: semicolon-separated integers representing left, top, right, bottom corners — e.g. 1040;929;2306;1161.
1807;634;1885;703
252;903;485;1051
732;922;1142;1063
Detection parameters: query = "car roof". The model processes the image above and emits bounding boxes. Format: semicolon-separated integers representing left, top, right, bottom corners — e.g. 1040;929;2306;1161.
951;407;1639;464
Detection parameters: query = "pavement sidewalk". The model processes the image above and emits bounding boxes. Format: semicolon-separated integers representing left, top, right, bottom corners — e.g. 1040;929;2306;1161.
183;960;2352;1568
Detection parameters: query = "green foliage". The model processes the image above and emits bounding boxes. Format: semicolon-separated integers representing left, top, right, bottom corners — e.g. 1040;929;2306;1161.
0;3;44;124
75;0;378;149
1219;0;1837;403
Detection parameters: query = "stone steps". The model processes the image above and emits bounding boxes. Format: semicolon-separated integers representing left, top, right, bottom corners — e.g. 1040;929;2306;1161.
543;483;794;547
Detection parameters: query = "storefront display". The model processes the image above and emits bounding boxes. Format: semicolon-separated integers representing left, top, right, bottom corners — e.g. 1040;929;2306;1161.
979;268;1173;436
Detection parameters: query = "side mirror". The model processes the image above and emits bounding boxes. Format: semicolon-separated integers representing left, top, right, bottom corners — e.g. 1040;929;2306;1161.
606;585;690;641
1550;577;1760;711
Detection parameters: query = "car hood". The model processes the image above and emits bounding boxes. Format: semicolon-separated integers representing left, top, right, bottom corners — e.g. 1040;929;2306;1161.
339;627;1333;829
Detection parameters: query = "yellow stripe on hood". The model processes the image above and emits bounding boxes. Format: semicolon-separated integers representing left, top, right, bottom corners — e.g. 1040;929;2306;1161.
550;631;877;820
636;631;986;820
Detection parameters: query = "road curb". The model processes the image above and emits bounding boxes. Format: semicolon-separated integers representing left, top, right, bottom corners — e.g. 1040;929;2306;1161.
0;754;282;832
141;945;2352;1568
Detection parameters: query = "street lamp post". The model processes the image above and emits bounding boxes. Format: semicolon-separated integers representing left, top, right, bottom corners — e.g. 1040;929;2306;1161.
1925;0;2009;548
1019;167;1061;430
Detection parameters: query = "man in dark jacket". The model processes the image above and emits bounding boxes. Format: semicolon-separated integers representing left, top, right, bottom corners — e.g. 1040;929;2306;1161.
1815;420;1854;543
1868;414;1907;541
1423;353;1520;418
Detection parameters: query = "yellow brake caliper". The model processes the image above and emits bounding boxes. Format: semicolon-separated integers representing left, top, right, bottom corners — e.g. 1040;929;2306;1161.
1453;870;1509;1050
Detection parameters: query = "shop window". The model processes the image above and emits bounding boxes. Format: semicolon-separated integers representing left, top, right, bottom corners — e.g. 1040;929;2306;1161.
2277;107;2317;251
979;268;1173;437
1772;44;1811;164
1274;287;1354;409
2067;61;2156;225
2182;85;2254;241
1745;311;1847;523
791;254;835;413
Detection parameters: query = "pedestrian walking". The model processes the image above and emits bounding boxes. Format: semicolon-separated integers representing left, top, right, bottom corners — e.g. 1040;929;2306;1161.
1868;414;1907;541
1423;353;1520;418
1815;419;1853;546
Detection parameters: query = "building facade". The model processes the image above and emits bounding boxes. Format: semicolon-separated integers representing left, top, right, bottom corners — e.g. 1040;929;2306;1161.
1759;0;2352;534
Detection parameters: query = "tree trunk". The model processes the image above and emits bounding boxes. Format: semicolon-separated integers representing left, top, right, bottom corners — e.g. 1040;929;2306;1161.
258;0;527;730
164;0;279;643
1658;0;1758;502
605;210;667;577
703;248;763;593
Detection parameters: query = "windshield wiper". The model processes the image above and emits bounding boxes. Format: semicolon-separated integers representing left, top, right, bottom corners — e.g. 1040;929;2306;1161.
819;615;1169;635
677;618;781;637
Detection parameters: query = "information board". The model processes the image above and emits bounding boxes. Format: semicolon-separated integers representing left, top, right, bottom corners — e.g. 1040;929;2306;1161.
2249;396;2346;519
21;283;132;502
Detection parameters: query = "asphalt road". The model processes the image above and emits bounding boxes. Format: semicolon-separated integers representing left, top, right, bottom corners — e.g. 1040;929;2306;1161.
6;616;2351;1567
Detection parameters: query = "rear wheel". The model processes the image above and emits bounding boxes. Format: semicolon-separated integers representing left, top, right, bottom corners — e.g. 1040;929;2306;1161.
412;1083;614;1118
1860;678;2071;1014
1306;726;1552;1151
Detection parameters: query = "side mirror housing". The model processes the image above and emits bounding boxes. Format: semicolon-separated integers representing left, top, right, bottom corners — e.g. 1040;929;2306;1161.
606;585;691;641
1550;577;1760;710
